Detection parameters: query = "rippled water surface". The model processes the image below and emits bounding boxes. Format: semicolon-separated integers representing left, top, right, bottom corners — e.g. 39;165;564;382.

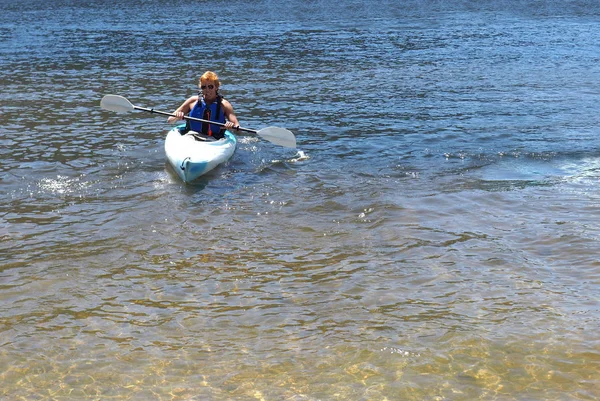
2;0;600;400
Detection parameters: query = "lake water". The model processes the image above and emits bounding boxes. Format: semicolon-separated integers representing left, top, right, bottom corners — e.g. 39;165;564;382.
1;0;600;400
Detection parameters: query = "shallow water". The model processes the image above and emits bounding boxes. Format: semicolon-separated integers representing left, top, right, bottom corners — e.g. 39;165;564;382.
1;0;600;400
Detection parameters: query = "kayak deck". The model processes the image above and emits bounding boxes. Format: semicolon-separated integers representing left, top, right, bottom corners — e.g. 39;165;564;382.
164;125;237;183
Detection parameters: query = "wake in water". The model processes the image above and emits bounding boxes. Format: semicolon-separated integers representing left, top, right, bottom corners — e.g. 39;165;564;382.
475;154;600;184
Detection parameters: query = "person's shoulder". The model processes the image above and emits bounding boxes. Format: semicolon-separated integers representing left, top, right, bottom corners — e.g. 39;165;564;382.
183;95;199;106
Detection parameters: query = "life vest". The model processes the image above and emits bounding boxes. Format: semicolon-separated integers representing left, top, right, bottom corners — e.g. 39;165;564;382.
188;96;225;139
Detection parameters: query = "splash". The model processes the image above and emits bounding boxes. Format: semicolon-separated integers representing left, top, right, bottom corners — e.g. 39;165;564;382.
38;175;90;196
293;150;310;161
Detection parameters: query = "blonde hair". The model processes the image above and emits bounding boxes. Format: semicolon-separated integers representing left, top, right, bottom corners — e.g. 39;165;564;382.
199;71;220;89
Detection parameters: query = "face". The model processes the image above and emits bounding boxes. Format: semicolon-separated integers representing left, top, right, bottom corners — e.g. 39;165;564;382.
199;81;217;100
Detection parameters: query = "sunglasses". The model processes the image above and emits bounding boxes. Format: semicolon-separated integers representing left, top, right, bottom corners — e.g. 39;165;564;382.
200;84;215;90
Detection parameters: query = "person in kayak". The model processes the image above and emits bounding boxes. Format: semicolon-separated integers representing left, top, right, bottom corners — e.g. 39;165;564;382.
167;71;240;140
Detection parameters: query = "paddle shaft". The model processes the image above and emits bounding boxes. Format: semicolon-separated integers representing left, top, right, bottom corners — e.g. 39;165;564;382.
134;105;257;135
101;94;296;147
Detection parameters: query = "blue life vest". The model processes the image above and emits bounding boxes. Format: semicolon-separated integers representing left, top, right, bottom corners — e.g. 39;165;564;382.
188;96;225;139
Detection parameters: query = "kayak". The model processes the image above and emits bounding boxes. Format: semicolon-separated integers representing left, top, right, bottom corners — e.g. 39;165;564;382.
164;125;237;183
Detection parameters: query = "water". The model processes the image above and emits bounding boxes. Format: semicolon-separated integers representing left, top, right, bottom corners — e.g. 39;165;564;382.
2;0;600;399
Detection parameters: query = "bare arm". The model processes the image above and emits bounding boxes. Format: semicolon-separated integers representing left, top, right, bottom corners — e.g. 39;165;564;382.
167;96;198;123
221;98;240;129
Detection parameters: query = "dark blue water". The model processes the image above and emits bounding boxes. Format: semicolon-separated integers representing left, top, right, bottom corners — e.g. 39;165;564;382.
2;1;600;400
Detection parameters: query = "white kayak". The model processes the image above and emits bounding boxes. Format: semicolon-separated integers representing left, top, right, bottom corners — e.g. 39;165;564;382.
164;125;237;183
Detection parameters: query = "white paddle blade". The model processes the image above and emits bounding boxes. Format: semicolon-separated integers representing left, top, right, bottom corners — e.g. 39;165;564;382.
257;127;297;148
100;95;135;114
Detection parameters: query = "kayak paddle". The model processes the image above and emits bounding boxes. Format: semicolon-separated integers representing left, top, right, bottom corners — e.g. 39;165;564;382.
100;94;297;148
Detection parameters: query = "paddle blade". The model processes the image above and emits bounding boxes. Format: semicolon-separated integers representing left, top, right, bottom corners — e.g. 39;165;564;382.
100;95;135;114
256;127;297;148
